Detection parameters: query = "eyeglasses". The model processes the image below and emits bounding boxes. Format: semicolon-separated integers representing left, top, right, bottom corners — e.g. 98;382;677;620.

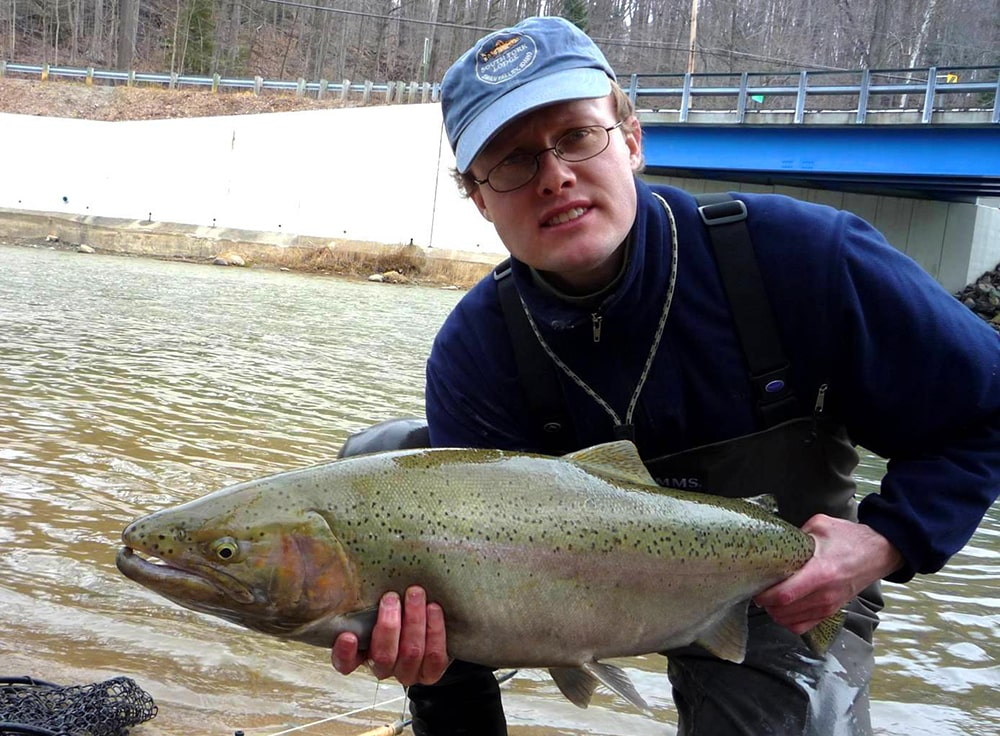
473;121;625;193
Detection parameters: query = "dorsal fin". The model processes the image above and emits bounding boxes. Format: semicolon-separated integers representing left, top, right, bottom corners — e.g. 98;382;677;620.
563;441;657;487
743;493;781;515
695;601;750;663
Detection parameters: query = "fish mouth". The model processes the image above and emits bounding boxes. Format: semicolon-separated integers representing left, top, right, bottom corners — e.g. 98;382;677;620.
116;546;254;604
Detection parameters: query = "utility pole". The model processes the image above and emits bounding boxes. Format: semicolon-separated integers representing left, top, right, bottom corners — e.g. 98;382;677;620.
687;0;699;75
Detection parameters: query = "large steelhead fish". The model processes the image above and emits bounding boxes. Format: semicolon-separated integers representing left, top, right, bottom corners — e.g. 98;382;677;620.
117;440;839;710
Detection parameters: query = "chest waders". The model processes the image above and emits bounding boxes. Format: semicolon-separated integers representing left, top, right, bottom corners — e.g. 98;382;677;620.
648;417;882;736
340;195;881;735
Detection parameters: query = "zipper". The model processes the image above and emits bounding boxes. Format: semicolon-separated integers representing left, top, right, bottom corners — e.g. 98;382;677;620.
592;313;603;343
813;383;828;416
806;382;829;446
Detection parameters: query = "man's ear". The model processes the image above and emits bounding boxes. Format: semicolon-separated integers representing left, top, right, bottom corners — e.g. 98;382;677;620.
625;116;643;170
470;188;493;222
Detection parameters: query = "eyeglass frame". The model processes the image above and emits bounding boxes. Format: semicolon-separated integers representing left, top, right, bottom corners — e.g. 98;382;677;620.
472;120;626;194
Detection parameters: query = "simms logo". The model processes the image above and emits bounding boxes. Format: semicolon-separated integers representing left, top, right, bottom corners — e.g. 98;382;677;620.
657;476;702;489
475;32;538;85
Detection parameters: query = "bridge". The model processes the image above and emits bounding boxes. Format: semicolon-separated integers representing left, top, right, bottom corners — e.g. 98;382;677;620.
1;61;997;291
4;60;995;202
626;67;1000;203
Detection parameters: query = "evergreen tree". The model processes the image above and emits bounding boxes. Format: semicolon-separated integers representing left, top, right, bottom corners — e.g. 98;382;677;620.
560;0;590;33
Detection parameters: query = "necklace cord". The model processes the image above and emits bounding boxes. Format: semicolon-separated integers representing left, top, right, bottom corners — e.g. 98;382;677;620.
518;193;679;437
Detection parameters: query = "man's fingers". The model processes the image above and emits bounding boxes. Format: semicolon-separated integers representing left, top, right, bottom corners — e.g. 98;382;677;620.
331;587;449;687
331;632;364;675
420;601;450;684
368;592;402;680
393;586;429;685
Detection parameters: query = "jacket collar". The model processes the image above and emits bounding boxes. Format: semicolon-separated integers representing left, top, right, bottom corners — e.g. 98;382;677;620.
510;177;676;332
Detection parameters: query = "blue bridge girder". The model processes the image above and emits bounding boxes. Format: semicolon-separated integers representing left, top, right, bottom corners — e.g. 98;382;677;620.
627;65;1000;202
639;123;1000;202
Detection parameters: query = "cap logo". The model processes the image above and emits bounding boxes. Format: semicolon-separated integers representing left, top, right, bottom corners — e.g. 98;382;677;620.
475;32;537;85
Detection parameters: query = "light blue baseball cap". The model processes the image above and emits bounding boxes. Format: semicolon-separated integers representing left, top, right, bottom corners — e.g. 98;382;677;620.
442;16;616;173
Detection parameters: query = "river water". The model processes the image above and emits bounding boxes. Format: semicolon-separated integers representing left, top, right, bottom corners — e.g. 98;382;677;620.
0;243;996;736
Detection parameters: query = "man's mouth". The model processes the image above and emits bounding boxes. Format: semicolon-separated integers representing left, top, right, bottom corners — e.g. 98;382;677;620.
544;207;588;227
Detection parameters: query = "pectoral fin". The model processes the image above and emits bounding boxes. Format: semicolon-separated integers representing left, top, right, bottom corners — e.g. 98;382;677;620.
696;602;749;663
340;605;379;650
548;661;649;712
291;605;379;649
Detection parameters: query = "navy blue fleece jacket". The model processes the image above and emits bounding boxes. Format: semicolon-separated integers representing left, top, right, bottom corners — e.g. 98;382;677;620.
425;178;1000;583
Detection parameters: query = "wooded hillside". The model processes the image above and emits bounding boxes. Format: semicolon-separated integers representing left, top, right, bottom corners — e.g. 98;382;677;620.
3;0;998;85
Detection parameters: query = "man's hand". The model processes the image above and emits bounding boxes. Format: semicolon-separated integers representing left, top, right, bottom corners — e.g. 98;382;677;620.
331;585;450;687
754;514;903;634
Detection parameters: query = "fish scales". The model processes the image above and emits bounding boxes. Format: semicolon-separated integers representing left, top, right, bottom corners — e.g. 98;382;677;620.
117;440;834;711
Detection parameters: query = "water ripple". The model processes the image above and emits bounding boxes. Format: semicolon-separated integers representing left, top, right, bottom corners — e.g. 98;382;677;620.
1;244;997;735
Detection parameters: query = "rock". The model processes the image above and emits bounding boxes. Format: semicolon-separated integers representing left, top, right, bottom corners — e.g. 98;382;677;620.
77;244;95;254
368;271;409;284
381;270;409;284
213;252;246;267
955;263;1000;331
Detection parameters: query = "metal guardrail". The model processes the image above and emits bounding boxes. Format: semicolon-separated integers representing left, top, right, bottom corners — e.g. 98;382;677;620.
0;61;442;105
625;65;1000;124
2;60;998;124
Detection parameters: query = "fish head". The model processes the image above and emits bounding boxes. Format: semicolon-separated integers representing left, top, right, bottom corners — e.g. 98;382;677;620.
116;488;365;646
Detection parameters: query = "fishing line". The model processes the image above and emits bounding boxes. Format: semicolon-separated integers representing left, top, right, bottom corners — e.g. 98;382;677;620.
260;689;408;736
255;671;519;736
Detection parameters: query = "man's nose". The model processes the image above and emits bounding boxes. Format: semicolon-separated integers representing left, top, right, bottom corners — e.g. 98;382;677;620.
534;149;575;194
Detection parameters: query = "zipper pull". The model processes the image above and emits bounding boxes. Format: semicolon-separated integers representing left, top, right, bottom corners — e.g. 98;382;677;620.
805;383;829;447
813;383;828;416
592;313;603;343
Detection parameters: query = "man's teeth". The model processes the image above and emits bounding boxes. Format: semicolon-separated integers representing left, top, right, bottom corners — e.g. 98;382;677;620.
546;207;587;226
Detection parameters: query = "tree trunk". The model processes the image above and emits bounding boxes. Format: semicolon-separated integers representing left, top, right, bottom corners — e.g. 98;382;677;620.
116;0;138;69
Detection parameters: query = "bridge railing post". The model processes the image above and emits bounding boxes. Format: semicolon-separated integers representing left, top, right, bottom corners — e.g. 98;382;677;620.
627;73;639;105
794;71;807;124
922;66;938;123
856;69;871;124
736;71;748;123
680;73;692;122
993;72;1000;124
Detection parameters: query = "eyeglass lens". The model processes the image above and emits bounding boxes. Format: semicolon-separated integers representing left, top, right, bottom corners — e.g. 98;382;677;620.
485;124;618;193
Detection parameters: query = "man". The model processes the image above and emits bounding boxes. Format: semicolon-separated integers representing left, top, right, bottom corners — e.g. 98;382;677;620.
332;16;1000;734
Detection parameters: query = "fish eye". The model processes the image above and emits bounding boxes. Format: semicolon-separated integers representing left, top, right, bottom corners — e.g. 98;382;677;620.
210;537;241;562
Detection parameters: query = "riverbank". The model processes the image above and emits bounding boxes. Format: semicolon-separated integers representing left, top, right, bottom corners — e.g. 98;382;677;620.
5;206;1000;326
955;264;1000;329
0;208;498;289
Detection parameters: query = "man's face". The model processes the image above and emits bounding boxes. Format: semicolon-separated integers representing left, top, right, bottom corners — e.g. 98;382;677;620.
468;95;642;294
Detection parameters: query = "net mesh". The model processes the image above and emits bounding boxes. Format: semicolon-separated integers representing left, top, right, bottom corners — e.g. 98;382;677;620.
0;676;157;736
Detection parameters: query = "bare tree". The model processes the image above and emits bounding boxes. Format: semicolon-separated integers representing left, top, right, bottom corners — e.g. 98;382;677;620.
116;0;138;68
2;0;996;82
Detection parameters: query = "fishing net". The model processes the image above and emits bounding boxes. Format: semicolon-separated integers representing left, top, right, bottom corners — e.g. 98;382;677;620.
0;676;157;736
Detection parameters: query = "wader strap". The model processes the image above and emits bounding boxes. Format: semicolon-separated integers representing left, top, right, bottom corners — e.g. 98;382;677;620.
695;193;799;428
493;259;577;454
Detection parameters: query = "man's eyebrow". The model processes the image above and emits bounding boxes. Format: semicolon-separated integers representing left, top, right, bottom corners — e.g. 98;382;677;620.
493;121;601;156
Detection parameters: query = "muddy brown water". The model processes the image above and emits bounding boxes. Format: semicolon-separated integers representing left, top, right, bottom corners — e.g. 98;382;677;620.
1;244;997;735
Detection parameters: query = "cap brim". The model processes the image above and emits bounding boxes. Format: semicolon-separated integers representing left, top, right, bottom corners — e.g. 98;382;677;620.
455;68;612;173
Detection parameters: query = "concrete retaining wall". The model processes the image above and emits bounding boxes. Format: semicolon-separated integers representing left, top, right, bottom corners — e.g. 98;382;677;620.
2;104;994;290
0;104;505;256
